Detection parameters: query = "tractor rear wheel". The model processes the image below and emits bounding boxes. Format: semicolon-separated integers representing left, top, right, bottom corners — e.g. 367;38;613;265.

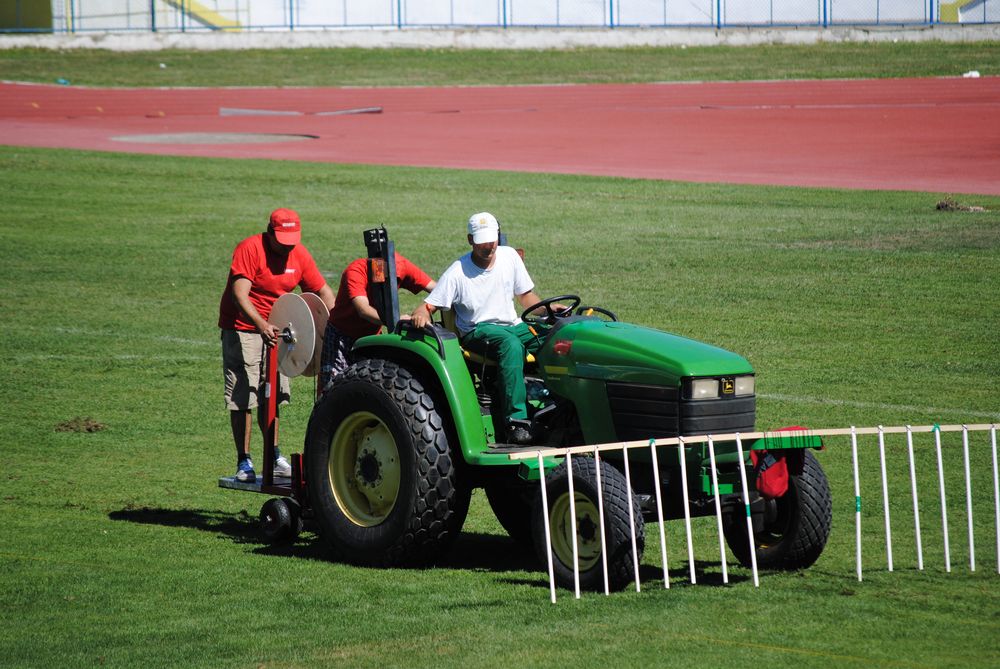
725;449;832;570
305;358;470;565
531;456;645;591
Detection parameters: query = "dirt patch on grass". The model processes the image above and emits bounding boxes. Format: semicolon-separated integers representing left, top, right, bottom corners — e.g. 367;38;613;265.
55;417;107;433
936;197;988;213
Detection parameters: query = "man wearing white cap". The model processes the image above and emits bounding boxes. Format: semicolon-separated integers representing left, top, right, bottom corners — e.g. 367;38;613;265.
410;212;553;445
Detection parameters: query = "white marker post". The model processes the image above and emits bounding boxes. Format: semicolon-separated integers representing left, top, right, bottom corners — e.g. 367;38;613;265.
678;437;696;584
538;452;556;603
593;448;610;596
962;426;975;572
566;452;581;599
622;444;641;592
735;434;759;587
934;426;952;572
991;426;999;575
707;436;729;584
878;426;894;572
851;427;863;582
649;439;670;589
906;426;924;571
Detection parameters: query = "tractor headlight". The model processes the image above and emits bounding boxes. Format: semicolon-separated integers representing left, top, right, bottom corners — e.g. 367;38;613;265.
690;378;720;400
734;375;755;396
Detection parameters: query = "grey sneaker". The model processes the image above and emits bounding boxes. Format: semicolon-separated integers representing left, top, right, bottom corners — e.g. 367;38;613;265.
274;455;292;478
235;458;256;483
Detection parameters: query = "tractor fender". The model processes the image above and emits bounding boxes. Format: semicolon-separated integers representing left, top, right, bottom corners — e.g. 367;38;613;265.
352;331;489;461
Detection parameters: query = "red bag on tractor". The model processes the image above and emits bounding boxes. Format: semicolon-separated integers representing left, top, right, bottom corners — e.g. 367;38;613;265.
750;426;810;499
750;449;789;498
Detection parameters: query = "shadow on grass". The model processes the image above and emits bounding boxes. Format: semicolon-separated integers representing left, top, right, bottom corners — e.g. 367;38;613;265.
108;506;748;588
109;506;537;573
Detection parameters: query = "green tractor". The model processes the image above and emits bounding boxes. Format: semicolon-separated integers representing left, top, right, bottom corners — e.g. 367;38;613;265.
303;228;832;590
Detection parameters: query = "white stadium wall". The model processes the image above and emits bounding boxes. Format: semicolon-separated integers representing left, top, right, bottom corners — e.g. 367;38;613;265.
48;0;946;31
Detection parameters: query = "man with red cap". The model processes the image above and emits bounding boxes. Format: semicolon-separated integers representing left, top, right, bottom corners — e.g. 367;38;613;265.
218;208;335;482
319;253;436;393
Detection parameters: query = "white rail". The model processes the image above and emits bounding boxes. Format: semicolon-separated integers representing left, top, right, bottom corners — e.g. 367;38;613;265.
513;423;999;601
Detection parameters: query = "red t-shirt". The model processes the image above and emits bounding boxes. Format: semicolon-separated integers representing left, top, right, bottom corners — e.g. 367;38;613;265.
218;233;326;331
328;253;433;340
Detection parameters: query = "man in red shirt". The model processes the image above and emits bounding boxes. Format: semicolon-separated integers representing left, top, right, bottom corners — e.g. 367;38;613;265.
219;208;336;482
319;253;436;392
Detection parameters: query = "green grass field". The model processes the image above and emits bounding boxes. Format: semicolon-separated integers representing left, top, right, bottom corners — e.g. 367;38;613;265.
2;43;1000;668
1;145;998;668
1;41;998;87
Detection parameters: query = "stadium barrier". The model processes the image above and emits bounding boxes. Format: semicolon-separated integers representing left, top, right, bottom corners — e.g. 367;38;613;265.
5;0;995;34
508;423;999;602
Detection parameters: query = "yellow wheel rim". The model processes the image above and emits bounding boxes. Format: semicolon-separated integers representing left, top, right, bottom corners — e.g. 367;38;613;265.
329;411;401;527
550;491;602;571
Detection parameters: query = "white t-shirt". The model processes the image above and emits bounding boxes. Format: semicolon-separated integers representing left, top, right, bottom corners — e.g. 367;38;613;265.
426;246;534;335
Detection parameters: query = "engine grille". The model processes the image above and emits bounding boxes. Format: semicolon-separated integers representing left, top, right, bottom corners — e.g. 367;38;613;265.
607;381;754;441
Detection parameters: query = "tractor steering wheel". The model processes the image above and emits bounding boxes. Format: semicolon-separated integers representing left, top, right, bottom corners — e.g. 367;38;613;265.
520;294;581;326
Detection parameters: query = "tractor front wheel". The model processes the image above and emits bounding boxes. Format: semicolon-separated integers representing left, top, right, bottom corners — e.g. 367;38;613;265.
305;358;469;565
725;449;832;570
485;483;534;548
531;457;645;591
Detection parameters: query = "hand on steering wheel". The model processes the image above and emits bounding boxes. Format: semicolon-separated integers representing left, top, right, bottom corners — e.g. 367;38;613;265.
520;294;582;326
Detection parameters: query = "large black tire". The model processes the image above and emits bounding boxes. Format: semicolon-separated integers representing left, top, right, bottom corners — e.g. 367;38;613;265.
531;456;645;591
725;449;832;570
485;483;533;548
305;358;470;566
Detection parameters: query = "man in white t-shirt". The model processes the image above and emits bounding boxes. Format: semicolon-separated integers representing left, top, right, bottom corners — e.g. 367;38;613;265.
410;212;555;444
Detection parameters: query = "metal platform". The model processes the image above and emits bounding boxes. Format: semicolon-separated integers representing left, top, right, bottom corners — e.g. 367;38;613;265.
218;474;292;494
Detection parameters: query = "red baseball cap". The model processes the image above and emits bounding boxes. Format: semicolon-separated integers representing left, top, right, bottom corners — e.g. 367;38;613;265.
268;208;301;245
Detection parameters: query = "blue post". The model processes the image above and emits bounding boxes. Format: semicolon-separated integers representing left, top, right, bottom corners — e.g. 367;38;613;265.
609;0;614;27
290;0;295;30
149;0;156;32
822;0;828;28
716;0;722;28
397;0;402;28
503;0;507;28
181;0;186;32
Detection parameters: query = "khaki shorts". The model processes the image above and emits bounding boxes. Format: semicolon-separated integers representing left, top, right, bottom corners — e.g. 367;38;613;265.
222;329;291;411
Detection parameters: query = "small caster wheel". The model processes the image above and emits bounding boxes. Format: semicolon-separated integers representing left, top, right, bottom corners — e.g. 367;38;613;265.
260;497;303;544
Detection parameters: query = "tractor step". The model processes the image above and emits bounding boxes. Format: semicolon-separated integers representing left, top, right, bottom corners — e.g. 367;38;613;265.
486;444;561;454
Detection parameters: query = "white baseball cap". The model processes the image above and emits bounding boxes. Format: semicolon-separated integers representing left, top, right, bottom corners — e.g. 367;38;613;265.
467;212;499;244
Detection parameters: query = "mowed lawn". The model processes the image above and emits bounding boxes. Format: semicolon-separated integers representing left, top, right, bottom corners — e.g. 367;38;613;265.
1;144;998;668
1;41;998;87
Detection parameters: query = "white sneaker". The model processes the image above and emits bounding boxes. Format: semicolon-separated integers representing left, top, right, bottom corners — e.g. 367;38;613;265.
274;455;292;478
235;458;256;483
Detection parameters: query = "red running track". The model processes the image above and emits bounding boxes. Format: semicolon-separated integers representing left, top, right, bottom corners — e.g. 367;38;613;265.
2;77;998;195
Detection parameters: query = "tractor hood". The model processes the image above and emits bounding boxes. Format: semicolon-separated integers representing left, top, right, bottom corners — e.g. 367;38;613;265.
538;318;753;386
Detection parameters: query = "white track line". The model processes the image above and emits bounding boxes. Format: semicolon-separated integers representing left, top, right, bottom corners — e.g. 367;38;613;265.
759;393;1000;420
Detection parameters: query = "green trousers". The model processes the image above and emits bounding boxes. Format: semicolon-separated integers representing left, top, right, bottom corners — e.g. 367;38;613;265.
462;321;546;422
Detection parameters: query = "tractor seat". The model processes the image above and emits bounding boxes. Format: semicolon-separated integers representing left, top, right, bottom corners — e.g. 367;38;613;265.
439;310;537;368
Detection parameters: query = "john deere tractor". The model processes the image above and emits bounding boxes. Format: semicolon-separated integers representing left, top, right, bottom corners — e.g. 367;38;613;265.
303;228;832;590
